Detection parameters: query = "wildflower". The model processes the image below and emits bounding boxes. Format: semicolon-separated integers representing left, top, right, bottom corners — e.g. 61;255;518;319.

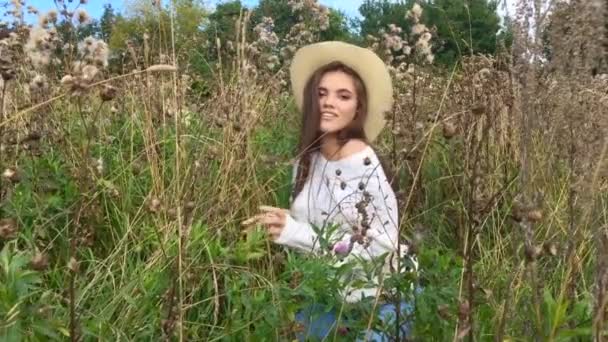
25;27;54;68
82;64;99;82
419;32;432;43
75;9;90;25
78;36;109;68
412;3;423;18
38;14;50;27
29;74;48;91
412;23;426;35
47;10;58;23
61;74;74;86
60;74;88;96
333;240;352;256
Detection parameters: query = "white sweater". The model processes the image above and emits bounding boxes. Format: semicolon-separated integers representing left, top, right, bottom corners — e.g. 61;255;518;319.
275;145;417;302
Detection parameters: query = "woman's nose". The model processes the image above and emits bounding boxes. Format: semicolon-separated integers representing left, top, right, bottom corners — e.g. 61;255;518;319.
322;94;335;108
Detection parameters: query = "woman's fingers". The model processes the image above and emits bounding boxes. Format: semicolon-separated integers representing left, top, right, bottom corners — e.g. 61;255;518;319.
259;206;289;216
257;214;284;228
242;211;284;228
268;227;282;240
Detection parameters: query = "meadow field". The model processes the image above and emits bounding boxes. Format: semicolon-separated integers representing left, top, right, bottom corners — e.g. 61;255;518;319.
0;0;607;340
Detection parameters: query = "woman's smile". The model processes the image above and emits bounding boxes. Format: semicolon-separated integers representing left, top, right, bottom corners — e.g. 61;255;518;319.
321;112;338;120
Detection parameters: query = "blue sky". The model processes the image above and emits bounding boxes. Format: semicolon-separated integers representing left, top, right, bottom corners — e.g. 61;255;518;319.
24;0;361;20
24;0;514;22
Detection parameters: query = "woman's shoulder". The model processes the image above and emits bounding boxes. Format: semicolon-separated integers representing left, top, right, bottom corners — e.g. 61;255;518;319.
341;139;370;156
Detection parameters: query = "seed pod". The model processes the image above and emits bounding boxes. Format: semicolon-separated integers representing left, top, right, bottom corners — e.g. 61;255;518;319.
527;209;543;222
458;299;470;320
167;208;177;219
511;200;525;222
0;218;18;240
543;242;558;256
471;105;485;116
442;122;457;139
67;257;79;273
525;244;542;262
184;201;195;211
148;198;162;213
2;168;20;183
30;252;49;271
437;304;451;320
100;84;117;101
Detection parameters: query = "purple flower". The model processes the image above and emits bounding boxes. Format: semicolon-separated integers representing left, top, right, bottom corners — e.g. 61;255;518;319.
333;241;351;256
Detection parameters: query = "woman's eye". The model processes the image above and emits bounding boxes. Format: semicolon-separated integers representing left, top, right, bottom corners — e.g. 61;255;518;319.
340;95;351;100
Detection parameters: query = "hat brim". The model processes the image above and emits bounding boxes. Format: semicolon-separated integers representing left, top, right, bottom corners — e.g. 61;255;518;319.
289;41;393;142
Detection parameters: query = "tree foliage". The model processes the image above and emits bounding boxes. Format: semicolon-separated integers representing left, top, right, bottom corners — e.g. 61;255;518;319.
357;0;502;66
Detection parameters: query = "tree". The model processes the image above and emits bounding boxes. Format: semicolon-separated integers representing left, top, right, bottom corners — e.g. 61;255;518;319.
357;0;502;66
423;0;501;65
202;0;244;58
99;4;116;43
251;0;354;43
357;0;411;38
319;9;355;42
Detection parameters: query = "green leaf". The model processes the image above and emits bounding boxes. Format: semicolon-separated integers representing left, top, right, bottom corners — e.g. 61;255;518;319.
246;252;265;261
556;326;592;339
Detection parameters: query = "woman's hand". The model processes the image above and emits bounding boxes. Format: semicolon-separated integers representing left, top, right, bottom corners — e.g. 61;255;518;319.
241;206;288;241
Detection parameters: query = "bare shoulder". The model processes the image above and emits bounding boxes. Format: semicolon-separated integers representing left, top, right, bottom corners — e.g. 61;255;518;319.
341;139;370;157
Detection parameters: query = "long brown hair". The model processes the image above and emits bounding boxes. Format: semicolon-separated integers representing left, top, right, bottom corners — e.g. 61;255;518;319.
291;61;369;200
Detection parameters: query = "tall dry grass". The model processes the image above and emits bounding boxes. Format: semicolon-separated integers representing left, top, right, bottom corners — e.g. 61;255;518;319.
0;0;606;341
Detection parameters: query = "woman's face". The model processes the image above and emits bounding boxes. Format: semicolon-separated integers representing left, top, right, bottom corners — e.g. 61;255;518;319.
317;70;358;135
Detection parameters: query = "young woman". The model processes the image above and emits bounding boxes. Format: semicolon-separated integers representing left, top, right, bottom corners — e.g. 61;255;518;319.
243;41;417;341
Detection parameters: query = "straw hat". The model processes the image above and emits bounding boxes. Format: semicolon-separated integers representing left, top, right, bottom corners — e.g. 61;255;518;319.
289;41;393;142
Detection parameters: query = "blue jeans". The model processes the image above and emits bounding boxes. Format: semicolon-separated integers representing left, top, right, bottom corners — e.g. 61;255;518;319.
294;300;413;341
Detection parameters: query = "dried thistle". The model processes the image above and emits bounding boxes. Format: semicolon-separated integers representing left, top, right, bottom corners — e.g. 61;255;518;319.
30;252;49;271
75;9;90;25
2;167;20;183
0;218;19;240
100;84;117;101
67;257;79;273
